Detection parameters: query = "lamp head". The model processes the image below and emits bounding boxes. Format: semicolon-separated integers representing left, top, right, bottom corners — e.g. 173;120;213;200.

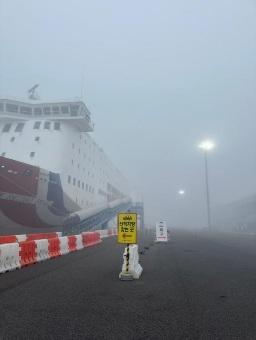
198;139;215;151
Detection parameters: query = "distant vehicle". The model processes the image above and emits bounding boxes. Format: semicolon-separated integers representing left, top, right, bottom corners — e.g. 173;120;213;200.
0;98;130;231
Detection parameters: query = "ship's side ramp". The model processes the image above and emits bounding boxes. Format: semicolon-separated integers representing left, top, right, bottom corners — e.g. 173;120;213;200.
63;198;132;235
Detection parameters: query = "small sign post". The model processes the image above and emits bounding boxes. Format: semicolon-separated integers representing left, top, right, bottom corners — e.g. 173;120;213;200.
155;221;168;242
118;212;137;280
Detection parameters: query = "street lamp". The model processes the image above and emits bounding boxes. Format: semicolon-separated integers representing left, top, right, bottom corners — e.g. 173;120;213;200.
198;139;215;230
178;189;185;196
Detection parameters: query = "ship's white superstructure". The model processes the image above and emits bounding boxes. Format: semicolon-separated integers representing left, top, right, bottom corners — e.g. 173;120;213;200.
0;98;129;230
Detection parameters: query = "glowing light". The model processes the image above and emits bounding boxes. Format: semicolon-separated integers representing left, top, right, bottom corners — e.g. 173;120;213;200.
198;140;215;151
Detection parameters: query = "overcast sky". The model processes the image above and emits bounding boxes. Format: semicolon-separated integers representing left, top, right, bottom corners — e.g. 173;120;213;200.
1;0;256;227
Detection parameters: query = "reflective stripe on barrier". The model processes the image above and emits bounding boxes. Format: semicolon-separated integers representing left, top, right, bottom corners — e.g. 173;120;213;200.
19;241;37;267
35;239;49;262
75;234;83;250
0;243;20;273
59;236;69;255
48;238;60;258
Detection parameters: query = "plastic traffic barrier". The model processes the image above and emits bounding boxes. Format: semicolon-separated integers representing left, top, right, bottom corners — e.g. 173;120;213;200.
16;235;27;242
110;228;117;236
95;229;109;239
0;232;62;245
0;235;17;244
68;235;77;252
48;237;60;258
108;229;113;237
75;234;83;250
59;236;69;255
111;228;117;236
0;243;20;273
35;239;49;262
1;229;116;276
82;232;102;247
19;240;37;267
27;232;62;241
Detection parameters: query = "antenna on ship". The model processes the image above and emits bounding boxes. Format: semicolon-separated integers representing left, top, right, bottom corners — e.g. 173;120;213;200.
28;84;40;100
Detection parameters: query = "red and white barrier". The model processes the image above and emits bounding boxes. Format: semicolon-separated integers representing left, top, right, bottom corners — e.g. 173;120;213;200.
0;229;116;274
35;239;49;262
82;231;102;247
59;236;69;255
76;234;83;250
0;243;20;273
0;232;62;244
19;240;37;267
95;229;109;239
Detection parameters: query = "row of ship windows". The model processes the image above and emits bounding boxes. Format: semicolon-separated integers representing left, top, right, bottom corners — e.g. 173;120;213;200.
0;102;80;115
2;122;61;133
70;160;107;183
67;175;95;193
69;141;112;175
0;102;91;124
0;163;33;176
72;166;94;178
72;138;108;165
8;136;40;143
72;158;95;168
33;121;60;130
70;162;107;184
1;151;36;158
72;144;94;153
76;199;94;207
69;148;107;176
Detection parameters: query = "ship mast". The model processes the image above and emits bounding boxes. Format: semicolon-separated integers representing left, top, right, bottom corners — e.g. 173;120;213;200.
28;84;40;100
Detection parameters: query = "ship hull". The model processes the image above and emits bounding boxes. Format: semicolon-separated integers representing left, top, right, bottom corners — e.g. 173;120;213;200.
0;156;75;232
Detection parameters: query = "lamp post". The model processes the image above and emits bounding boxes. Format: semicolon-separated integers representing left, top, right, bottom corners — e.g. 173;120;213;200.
198;140;215;231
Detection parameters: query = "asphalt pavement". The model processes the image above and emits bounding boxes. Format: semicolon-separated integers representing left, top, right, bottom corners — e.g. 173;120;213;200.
1;229;256;339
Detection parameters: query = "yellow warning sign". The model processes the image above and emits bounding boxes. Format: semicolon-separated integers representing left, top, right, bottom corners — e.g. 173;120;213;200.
118;212;137;244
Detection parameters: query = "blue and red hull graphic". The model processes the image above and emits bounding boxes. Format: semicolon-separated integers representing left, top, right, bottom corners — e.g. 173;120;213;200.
0;156;73;232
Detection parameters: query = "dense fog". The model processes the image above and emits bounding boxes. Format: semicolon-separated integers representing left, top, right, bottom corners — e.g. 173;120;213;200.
1;0;256;228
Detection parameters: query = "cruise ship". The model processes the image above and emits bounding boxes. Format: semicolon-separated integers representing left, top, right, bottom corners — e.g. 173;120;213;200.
0;98;130;232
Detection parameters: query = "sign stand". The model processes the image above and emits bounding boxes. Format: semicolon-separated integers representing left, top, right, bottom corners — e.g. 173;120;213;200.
120;243;134;281
126;243;129;273
118;212;142;280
